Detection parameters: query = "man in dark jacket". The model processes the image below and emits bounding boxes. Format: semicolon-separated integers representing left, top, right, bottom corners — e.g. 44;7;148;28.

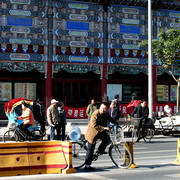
113;94;121;118
57;102;66;141
131;100;149;142
108;101;121;141
33;99;45;133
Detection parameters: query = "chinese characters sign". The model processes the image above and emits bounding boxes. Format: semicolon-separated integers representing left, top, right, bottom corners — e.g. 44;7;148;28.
64;106;87;119
157;85;169;101
14;83;36;100
0;83;12;101
65;103;177;119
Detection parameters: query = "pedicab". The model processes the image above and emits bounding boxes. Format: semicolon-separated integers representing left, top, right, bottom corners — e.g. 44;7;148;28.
154;105;180;136
4;98;34;128
3;98;43;142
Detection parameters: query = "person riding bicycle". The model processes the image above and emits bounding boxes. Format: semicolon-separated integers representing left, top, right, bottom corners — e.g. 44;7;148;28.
16;103;34;138
131;99;149;142
84;102;120;170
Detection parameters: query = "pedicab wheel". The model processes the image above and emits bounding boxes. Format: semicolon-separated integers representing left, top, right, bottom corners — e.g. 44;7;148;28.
143;128;154;143
31;129;44;140
162;131;170;136
3;129;18;142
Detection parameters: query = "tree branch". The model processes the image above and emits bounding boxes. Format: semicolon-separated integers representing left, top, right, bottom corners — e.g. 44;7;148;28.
169;69;178;82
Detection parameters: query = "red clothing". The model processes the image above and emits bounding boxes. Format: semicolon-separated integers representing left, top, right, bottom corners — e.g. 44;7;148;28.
19;107;34;125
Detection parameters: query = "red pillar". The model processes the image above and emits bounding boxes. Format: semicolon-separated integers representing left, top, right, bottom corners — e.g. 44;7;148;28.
152;64;157;107
101;63;108;102
45;61;52;112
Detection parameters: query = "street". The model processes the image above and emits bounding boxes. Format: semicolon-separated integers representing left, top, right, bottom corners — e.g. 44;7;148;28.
0;135;180;180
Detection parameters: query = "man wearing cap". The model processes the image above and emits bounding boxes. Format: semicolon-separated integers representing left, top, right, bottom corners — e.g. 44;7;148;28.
47;99;60;140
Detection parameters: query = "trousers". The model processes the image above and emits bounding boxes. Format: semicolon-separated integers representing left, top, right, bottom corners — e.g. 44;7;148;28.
85;131;110;165
137;118;146;139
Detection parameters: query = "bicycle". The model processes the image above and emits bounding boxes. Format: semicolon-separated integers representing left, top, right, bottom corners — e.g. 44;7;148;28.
71;125;132;169
108;116;132;143
3;124;44;142
128;118;155;143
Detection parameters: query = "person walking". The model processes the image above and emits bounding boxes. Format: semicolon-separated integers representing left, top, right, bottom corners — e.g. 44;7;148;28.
131;99;149;142
112;94;121;139
47;99;60;140
113;94;121;116
57;102;66;141
86;98;98;121
16;103;34;138
33;99;45;133
84;102;120;170
108;101;121;141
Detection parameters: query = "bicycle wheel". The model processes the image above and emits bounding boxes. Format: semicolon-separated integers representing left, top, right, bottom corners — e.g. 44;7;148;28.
31;129;44;140
3;129;18;142
143;128;154;143
109;143;132;169
117;126;124;142
71;141;87;169
132;127;138;143
128;126;133;137
110;126;123;142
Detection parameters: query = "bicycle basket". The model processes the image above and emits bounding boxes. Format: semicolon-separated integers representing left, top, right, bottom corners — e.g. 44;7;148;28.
8;122;17;129
109;125;124;143
131;118;140;126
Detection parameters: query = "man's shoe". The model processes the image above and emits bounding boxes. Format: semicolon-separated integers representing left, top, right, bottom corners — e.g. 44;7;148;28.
84;166;96;171
98;151;107;155
96;150;107;155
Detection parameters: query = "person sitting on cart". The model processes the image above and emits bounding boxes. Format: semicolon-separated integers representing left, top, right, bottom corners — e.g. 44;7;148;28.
16;103;34;138
131;99;149;142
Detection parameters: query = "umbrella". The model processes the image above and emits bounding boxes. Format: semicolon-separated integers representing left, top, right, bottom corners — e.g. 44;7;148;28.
127;100;141;108
4;98;34;116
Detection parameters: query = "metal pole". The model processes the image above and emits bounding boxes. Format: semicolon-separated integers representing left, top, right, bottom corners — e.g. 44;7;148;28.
148;0;153;118
177;79;180;112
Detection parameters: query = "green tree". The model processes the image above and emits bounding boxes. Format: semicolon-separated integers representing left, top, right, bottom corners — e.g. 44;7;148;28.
139;29;180;111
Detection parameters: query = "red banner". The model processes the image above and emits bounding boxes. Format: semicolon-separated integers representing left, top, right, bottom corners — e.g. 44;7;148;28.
64;106;87;119
64;103;177;119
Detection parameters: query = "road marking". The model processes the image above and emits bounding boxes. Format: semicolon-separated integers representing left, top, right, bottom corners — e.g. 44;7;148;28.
165;174;180;178
70;172;117;180
134;149;176;154
134;155;175;160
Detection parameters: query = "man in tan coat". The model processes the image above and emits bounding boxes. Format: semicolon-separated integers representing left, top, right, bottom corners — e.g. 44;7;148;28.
84;102;119;170
47;99;59;140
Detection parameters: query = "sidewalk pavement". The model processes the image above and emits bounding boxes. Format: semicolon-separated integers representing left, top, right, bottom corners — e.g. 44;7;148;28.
0;119;89;141
0;118;132;141
0;118;160;142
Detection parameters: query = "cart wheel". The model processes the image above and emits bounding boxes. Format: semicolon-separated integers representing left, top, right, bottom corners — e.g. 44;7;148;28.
162;131;170;136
